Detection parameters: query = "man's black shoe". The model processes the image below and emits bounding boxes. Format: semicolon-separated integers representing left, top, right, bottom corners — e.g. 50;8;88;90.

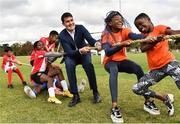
22;81;27;86
93;91;102;103
68;94;81;107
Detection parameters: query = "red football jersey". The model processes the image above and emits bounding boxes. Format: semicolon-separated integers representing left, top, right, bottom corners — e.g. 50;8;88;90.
40;37;55;52
2;54;16;70
31;50;47;74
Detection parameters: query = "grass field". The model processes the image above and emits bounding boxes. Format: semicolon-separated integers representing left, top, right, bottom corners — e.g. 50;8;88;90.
0;52;180;123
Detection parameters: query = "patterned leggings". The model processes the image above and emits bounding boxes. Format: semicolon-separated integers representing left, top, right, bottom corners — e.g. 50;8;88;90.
132;60;180;98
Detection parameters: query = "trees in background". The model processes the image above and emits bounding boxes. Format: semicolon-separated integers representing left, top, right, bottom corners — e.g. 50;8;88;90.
0;39;179;56
0;41;33;56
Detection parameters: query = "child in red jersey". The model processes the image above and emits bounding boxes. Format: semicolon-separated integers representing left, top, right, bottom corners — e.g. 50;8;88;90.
2;47;36;98
40;31;64;78
30;30;58;66
132;13;180;116
2;47;28;88
40;30;58;52
31;41;72;103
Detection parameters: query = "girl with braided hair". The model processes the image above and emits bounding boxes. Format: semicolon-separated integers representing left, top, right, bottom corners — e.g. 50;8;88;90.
101;11;146;123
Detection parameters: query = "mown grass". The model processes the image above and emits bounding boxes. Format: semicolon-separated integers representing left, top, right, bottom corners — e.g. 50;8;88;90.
0;51;180;123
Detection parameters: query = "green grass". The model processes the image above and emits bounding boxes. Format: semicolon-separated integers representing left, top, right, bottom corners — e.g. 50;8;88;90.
0;52;180;123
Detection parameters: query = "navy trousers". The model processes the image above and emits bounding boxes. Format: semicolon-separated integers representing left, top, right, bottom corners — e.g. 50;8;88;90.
65;53;98;94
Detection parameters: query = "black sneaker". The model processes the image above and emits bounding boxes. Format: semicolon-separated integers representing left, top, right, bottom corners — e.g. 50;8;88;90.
144;100;160;115
68;94;81;107
8;84;14;89
110;107;124;123
93;91;102;103
164;94;174;116
22;81;27;86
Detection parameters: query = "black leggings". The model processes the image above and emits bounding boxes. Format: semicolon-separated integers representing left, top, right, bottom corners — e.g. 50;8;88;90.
105;59;144;102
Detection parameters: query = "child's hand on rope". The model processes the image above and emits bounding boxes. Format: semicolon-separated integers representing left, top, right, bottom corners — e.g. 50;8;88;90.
144;35;164;43
156;35;165;42
112;40;132;47
121;40;132;47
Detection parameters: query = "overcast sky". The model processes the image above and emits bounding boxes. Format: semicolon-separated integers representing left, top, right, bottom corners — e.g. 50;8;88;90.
0;0;180;44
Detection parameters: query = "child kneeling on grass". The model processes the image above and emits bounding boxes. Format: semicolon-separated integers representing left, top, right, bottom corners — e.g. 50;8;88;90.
30;41;73;104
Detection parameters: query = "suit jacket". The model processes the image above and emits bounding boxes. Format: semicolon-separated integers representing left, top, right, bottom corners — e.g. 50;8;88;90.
59;25;97;58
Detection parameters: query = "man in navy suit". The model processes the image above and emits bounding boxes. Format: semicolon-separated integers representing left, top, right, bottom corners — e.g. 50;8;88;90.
59;12;102;107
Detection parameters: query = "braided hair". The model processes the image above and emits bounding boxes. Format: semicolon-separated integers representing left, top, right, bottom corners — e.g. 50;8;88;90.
102;11;131;43
104;11;130;34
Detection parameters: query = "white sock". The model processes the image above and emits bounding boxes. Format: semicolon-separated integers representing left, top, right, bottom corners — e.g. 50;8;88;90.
53;79;58;89
48;87;55;97
60;80;68;91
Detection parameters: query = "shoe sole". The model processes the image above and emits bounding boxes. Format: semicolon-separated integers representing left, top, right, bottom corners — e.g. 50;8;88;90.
24;86;36;99
48;99;62;104
111;115;124;123
144;105;160;115
167;94;174;103
167;94;174;116
63;94;73;98
68;100;81;107
27;89;36;98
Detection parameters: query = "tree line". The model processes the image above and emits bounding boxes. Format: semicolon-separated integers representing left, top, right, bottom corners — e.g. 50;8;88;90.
0;39;180;56
0;41;33;56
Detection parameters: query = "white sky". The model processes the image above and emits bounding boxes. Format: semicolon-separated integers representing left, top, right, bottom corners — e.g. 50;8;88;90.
0;0;180;44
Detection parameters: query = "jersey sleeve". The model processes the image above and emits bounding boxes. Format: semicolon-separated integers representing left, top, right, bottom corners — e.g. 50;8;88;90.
122;28;132;40
156;25;171;34
39;37;46;44
101;31;109;44
12;55;16;60
30;50;36;61
2;55;8;69
35;51;45;59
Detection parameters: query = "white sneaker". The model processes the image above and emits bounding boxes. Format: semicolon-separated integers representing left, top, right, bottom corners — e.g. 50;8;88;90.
78;79;86;93
144;100;160;115
24;85;36;99
111;107;124;123
164;94;174;116
167;94;174;102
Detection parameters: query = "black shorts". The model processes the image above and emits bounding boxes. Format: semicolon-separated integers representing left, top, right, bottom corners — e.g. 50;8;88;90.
31;72;47;84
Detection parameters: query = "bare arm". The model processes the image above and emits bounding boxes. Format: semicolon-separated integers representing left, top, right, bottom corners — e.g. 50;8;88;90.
165;29;180;35
140;42;157;52
9;59;22;65
140;35;165;52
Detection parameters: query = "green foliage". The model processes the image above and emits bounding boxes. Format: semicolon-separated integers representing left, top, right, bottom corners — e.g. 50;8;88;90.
11;41;33;56
0;41;33;56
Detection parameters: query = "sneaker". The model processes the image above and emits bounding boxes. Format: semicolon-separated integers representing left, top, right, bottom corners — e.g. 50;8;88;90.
78;79;86;93
62;90;73;98
164;94;174;116
110;107;124;123
8;84;14;88
144;100;160;115
22;81;27;86
48;97;62;104
24;85;36;98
